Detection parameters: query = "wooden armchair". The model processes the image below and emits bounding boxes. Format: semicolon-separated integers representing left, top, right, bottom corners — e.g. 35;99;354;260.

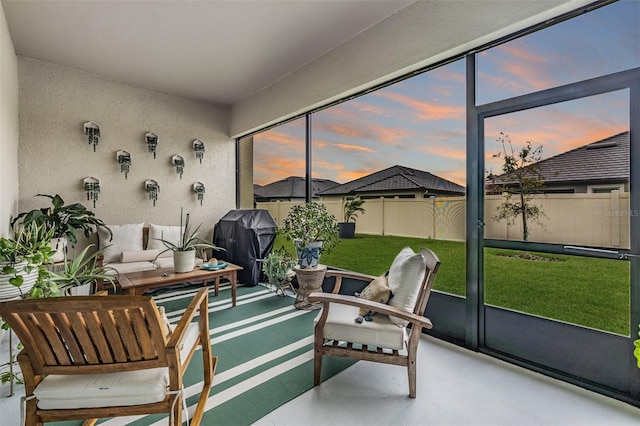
0;288;216;426
308;247;440;398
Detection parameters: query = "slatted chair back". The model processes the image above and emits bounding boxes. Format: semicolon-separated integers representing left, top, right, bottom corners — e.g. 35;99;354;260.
0;295;169;376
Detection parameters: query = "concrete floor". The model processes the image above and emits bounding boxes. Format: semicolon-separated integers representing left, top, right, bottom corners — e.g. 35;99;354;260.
2;326;639;425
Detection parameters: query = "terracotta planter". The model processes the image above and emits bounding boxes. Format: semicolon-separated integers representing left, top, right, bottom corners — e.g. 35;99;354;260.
173;250;196;273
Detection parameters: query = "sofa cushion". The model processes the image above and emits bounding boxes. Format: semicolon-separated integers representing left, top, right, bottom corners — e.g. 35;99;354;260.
147;224;182;258
386;247;427;327
153;257;174;269
98;223;144;264
107;261;157;275
120;249;160;263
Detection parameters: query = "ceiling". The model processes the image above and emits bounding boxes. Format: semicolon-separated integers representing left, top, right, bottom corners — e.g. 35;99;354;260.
2;0;415;105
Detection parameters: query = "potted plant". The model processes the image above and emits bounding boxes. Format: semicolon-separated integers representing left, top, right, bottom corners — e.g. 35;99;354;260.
10;194;113;262
0;222;58;300
262;245;296;293
338;196;366;239
49;245;117;295
277;203;339;268
154;208;225;273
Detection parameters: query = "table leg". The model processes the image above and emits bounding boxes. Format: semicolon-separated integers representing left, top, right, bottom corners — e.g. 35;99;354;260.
214;277;220;297
231;271;237;307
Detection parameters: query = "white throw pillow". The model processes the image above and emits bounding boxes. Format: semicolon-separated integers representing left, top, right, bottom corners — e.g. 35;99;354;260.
386;247;427;327
98;223;144;264
147;224;182;258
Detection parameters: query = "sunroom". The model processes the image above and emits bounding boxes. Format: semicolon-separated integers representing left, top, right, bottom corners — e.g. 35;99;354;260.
0;0;638;424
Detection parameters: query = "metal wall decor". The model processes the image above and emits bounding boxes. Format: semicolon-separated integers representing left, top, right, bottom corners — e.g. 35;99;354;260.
116;150;132;179
193;139;205;163
193;181;205;206
84;122;101;151
145;179;160;206
171;154;185;179
83;177;100;207
145;132;158;158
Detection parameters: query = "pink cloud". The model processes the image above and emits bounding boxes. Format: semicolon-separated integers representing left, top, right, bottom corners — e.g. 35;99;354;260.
377;91;464;121
334;143;376;153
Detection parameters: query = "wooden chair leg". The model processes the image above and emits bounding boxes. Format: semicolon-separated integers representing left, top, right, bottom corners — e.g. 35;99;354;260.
314;340;323;386
408;359;417;398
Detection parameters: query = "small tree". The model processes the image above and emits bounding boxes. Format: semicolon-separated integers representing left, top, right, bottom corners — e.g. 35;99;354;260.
487;132;546;241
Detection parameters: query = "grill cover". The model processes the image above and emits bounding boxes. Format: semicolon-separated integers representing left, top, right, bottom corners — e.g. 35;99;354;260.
213;209;277;286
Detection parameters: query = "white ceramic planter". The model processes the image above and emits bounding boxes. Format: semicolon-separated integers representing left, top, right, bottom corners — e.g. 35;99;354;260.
50;237;68;263
65;281;94;296
0;261;39;300
294;240;323;269
173;250;196;273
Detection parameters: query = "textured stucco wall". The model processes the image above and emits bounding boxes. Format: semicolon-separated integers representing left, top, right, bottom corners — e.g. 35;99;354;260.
0;4;18;237
18;58;234;244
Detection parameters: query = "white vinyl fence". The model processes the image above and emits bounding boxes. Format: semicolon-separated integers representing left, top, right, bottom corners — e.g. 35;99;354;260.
257;191;631;249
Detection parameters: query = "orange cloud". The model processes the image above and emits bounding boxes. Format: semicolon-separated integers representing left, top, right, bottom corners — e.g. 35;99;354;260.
254;130;303;152
338;169;370;181
377;91;464;121
334;143;376;153
422;145;465;160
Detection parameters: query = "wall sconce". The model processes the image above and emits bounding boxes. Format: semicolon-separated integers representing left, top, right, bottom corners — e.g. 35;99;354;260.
83;177;100;208
116;150;132;179
193;139;205;164
171;154;185;179
145;132;158;159
193;181;205;206
145;179;160;206
84;121;100;152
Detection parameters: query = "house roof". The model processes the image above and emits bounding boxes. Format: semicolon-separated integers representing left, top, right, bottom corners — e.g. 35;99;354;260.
254;177;340;199
490;132;629;186
317;165;465;196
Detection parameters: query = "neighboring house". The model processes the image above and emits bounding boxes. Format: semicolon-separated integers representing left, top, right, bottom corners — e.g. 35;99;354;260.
317;165;465;201
487;132;630;194
254;176;340;202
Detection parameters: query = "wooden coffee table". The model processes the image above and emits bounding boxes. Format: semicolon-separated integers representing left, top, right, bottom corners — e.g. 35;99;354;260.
117;263;243;306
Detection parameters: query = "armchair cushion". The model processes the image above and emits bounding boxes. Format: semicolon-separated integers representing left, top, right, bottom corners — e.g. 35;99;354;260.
98;223;145;263
387;247;427;327
316;302;406;350
33;367;169;410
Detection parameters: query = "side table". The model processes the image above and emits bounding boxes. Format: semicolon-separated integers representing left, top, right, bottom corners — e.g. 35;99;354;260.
293;264;327;310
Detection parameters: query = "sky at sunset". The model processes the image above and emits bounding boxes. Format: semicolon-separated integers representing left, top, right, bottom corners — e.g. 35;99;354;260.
254;1;639;187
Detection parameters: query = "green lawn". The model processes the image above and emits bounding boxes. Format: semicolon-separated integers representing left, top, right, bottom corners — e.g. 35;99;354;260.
274;234;630;336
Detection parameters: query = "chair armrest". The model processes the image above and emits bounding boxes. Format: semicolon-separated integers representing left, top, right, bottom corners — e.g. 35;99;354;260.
324;270;377;294
308;291;433;329
167;287;208;350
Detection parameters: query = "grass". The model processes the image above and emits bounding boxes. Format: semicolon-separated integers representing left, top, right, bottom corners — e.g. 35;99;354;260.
273;234;630;336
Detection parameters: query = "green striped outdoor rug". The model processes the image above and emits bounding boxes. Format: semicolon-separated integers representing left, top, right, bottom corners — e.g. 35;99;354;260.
55;283;354;426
